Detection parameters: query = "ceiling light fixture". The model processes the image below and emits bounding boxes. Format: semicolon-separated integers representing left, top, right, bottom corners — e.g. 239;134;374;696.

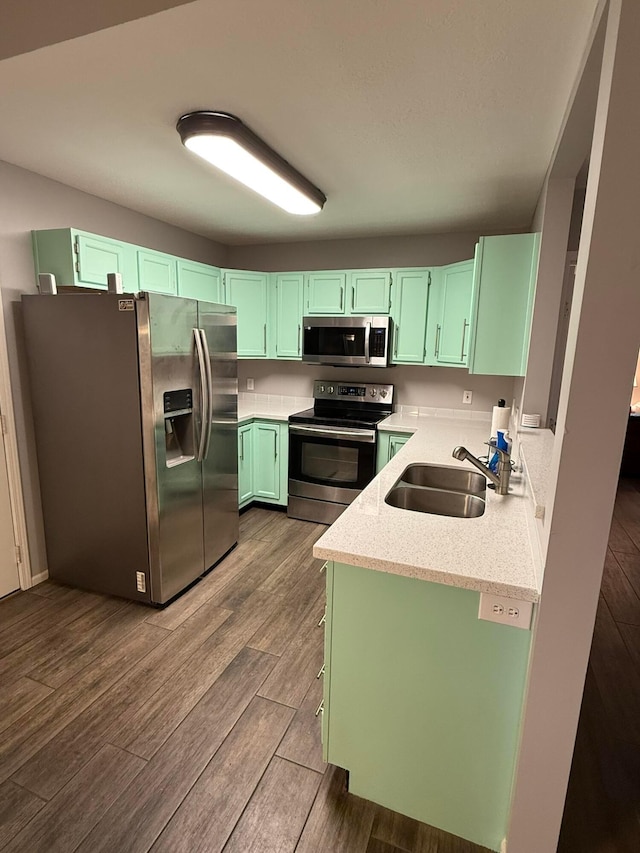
176;111;326;216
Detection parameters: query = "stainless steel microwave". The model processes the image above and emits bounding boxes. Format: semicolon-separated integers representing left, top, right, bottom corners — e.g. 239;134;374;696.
302;316;392;367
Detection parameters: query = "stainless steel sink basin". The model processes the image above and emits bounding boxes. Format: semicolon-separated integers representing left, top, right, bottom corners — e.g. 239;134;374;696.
398;464;486;495
385;485;486;518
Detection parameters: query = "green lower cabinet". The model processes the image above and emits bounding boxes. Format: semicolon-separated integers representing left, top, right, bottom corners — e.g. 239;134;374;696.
376;431;412;472
177;259;222;302
468;234;540;376
323;562;531;852
390;269;430;364
426;260;474;367
137;249;177;295
237;420;288;508
238;424;254;507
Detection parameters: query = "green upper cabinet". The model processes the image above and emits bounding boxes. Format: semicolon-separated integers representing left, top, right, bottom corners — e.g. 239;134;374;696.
274;273;304;359
223;269;270;358
390;269;430;364
32;228;137;291
176;259;222;303
425;260;474;368
137;249;177;295
348;270;392;315
306;272;347;315
468;234;540;376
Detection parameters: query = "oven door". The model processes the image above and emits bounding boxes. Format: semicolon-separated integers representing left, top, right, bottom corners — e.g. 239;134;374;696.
288;424;376;503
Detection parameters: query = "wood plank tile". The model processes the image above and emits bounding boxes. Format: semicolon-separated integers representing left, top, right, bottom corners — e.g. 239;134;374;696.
612;551;640;602
0;781;45;849
370;804;424;852
144;538;269;630
0;622;167;786
366;839;408;853
0;592;51;633
608;516;640;555
239;506;279;540
149;696;295;853
222;756;322;853
27;580;73;600
295;765;376;853
248;576;324;656
276;673;325;773
0;677;53;735
11;599;232;799
110;588;281;759
257;599;325;709
71;648;277;853
619;622;640;675
600;550;640;625
4;744;145;853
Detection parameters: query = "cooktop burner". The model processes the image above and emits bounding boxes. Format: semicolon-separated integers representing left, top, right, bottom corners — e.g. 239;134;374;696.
288;407;389;431
289;381;395;431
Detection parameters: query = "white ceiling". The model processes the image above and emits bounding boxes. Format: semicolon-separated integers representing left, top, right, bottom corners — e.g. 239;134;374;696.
0;0;599;245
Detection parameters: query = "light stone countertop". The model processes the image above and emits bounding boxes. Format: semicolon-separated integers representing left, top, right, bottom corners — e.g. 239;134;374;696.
313;414;540;602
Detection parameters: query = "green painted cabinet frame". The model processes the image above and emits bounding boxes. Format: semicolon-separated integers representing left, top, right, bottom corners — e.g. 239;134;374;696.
305;272;347;315
237;420;288;508
137;249;177;295
349;270;392;314
390;269;431;364
323;561;531;852
468;234;540;376
177;259;222;302
376;431;412;472
274;273;304;359
223;270;270;358
426;260;474;367
238;423;254;508
32;228;137;291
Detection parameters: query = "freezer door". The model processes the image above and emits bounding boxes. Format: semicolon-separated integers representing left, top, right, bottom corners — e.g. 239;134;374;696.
198;300;239;569
139;292;205;603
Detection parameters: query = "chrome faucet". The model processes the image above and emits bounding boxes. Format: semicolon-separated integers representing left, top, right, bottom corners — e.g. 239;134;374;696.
452;442;512;495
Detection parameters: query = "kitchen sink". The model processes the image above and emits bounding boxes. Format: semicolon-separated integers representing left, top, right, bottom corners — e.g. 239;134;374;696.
398;464;486;495
385;485;486;518
384;463;487;518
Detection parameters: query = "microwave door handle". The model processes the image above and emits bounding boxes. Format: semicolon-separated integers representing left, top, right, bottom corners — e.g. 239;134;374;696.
193;329;209;462
199;329;214;459
364;323;371;364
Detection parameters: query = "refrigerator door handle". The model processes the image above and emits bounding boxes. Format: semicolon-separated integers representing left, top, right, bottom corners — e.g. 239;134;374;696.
193;328;209;462
199;328;214;459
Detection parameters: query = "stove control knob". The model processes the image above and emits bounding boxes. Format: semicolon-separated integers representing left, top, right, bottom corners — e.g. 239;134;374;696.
380;389;388;398
369;388;377;398
327;385;335;394
318;384;325;394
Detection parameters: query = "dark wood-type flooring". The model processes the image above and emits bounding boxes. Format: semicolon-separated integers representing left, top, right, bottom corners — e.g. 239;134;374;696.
3;485;640;853
0;507;492;853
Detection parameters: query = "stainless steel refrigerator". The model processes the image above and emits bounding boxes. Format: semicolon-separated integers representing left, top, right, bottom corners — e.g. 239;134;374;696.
22;291;239;604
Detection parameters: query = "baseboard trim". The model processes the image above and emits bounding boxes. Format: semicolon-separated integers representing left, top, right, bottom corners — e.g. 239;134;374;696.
30;570;49;587
501;839;507;853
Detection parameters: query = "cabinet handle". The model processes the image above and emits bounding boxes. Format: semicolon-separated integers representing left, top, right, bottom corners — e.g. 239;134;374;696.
351;287;355;312
394;324;399;357
316;664;325;679
461;319;469;360
274;430;278;460
340;286;344;311
319;560;328;574
315;700;324;717
298;324;301;355
240;431;244;461
263;323;267;354
318;609;326;627
435;324;441;357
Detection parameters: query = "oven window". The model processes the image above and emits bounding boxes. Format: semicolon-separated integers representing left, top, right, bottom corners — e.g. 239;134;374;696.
301;442;359;483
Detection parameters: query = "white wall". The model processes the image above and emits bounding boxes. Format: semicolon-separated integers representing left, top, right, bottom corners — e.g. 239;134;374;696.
0;159;228;577
238;360;515;413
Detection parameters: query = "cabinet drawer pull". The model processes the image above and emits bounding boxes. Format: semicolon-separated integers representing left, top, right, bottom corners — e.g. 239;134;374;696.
318;609;326;627
435;324;441;357
319;561;328;574
315;700;324;717
316;664;325;679
461;319;469;360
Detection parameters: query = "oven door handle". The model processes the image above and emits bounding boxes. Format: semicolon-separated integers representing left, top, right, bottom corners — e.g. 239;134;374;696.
289;425;376;444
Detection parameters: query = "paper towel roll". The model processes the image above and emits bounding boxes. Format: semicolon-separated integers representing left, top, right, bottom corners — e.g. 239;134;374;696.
491;405;511;438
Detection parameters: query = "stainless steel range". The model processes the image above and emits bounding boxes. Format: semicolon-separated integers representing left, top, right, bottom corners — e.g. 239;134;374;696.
288;380;394;524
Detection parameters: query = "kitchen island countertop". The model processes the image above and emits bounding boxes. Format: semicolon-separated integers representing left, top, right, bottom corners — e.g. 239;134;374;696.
313;413;540;602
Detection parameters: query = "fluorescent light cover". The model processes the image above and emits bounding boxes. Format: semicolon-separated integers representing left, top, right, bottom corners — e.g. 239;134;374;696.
185;135;321;216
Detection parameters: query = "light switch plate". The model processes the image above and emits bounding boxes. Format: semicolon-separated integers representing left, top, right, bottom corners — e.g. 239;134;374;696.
478;593;533;630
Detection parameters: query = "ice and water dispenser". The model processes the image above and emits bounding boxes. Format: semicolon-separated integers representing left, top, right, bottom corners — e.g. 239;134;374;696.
163;388;195;466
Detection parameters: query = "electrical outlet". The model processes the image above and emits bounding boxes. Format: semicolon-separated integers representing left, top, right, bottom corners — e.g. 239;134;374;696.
463;390;473;405
136;572;146;593
478;593;533;630
246;378;254;390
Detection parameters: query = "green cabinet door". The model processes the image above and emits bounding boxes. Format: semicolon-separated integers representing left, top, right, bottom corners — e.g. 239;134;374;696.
426;260;474;367
468;234;540;376
238;423;253;506
137;250;177;295
275;273;304;358
390;270;430;363
32;229;136;291
324;562;531;852
224;270;269;358
306;272;347;315
348;270;392;314
253;422;280;500
376;432;412;472
177;260;222;302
